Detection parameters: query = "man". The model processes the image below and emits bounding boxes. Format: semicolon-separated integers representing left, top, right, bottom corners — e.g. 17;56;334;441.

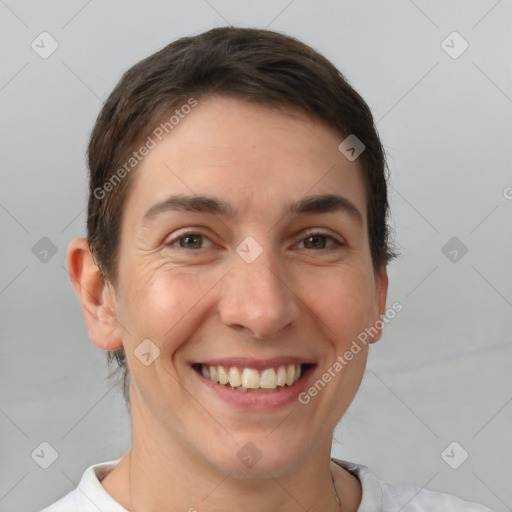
41;27;492;511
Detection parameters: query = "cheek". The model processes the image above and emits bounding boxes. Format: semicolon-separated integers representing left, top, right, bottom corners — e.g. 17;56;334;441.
117;265;223;354
296;263;375;341
114;269;213;403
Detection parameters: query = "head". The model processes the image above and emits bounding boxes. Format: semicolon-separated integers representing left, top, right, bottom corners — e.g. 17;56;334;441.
69;27;394;476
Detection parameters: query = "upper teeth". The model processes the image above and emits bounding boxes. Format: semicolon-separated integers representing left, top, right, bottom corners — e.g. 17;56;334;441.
200;364;301;390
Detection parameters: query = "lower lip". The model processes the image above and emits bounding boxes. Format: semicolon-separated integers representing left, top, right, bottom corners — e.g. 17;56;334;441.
192;366;315;411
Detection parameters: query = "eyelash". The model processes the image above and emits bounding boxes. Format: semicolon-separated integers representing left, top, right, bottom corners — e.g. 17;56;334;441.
165;229;343;251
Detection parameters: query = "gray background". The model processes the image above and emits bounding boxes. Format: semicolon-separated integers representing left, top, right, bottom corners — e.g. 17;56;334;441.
1;1;511;511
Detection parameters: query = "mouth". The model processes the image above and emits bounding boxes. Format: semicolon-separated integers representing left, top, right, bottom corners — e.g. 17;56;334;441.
191;362;315;393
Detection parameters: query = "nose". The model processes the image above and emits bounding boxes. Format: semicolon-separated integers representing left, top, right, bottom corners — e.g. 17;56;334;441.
219;246;301;340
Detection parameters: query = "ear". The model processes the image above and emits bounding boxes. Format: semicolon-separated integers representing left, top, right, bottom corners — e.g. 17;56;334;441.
66;238;123;351
368;267;389;344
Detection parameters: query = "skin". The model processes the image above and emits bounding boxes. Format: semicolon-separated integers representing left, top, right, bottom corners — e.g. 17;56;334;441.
68;96;388;512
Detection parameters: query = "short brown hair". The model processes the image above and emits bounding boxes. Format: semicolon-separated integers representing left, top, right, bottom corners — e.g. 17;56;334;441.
86;26;395;407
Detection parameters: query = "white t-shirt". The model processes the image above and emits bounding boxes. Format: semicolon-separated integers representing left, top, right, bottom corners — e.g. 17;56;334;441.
39;458;493;512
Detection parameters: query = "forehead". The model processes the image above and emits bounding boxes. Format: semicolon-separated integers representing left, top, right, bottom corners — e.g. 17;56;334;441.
123;96;367;224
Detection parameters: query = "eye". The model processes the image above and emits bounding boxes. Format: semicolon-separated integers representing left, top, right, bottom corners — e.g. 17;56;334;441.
166;230;214;250
297;231;342;250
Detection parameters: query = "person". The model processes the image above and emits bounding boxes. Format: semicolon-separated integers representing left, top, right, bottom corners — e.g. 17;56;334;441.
40;27;492;512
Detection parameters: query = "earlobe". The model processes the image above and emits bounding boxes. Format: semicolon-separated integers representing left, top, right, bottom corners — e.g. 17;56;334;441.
66;238;123;351
368;267;389;344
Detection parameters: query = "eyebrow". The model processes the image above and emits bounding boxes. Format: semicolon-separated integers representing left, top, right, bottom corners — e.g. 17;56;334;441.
286;194;363;224
143;195;236;221
142;193;363;225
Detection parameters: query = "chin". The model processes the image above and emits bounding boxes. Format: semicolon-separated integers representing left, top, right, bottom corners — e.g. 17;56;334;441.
204;436;307;479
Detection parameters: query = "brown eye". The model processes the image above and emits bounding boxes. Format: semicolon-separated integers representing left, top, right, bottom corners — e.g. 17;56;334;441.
178;234;204;249
165;230;214;250
304;234;327;249
298;232;342;250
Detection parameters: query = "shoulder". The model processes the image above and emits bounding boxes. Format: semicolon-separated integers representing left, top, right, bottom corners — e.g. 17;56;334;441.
379;480;493;511
332;458;494;512
37;459;126;512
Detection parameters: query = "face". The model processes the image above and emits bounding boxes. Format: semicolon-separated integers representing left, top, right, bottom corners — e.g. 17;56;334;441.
110;96;387;476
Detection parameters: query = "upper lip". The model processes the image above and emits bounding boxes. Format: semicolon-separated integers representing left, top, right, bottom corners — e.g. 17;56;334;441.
191;357;316;371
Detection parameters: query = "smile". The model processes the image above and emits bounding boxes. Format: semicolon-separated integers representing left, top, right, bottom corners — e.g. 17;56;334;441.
198;363;306;392
192;361;315;394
